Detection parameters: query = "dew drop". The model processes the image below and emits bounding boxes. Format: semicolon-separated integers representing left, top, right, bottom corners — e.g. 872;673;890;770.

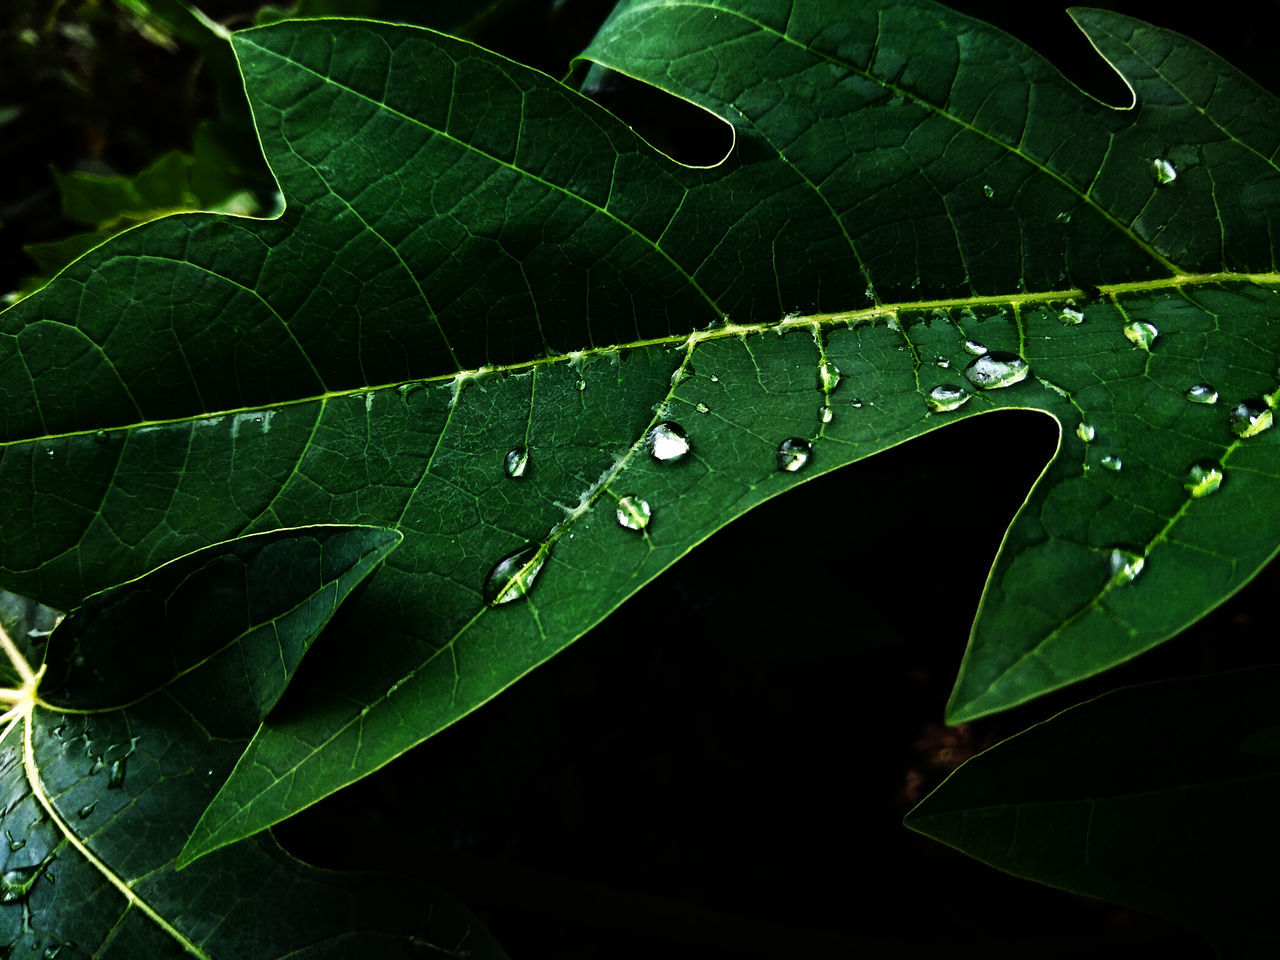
482;544;546;606
819;405;834;424
850;398;864;409
0;865;42;904
982;184;995;199
107;757;127;790
1100;454;1123;472
576;379;586;391
1123;321;1158;351
646;421;690;462
1076;422;1096;443
963;351;1030;390
1151;157;1177;185
926;384;970;413
963;340;987;356
615;496;652;532
1059;306;1085;325
776;438;812;473
1229;399;1274;438
1185;461;1224;498
1108;548;1145;586
1185;383;1218;404
695;403;710;414
5;831;23;852
77;802;95;820
504;446;529;479
819;360;841;393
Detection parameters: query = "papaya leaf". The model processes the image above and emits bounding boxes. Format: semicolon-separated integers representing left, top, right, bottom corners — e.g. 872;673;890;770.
0;0;1277;865
0;525;504;958
905;667;1280;959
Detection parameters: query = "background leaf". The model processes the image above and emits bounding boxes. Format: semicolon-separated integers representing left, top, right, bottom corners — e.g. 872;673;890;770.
905;667;1280;959
2;0;1279;862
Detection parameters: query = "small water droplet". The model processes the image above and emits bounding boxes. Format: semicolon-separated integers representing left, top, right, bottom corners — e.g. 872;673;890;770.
926;384;970;413
5;831;24;852
1185;461;1224;498
1055;211;1072;224
576;379;586;391
0;865;42;904
963;340;987;356
93;430;109;443
504;446;529;479
1100;454;1122;472
646;422;690;462
1151;157;1177;185
982;184;995;199
615;496;652;532
850;398;864;409
709;374;719;383
695;402;710;414
107;757;127;790
1185;383;1218;404
44;945;64;960
1108;548;1145;586
1076;422;1096;443
963;352;1030;390
819;360;841;393
1229;399;1274;438
1059;306;1085;325
76;802;95;820
819;405;834;424
1123;321;1158;351
87;756;104;776
482;544;546;606
776;438;812;473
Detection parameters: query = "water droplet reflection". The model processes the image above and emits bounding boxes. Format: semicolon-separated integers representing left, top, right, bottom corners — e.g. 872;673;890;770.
482;544;546;606
776;438;812;473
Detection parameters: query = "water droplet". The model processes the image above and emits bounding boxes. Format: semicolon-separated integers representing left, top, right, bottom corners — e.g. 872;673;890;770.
1059;306;1085;325
504;446;529;479
1108;548;1145;586
963;352;1030;390
1076;422;1096;443
576;379;586;391
646;421;690;462
615;496;652;532
819;405;834;424
5;831;24;852
1185;461;1224;498
982;184;995;199
76;802;95;820
1055;211;1072;224
709;374;719;383
1123;321;1158;351
482;544;546;606
93;430;109;443
1151;157;1177;185
44;945;64;960
850;398;864;409
0;865;42;904
819;360;841;393
695;402;710;414
1229;399;1274;438
1100;454;1122;472
1185;383;1218;404
926;384;970;413
107;757;127;790
963;340;987;355
776;438;812;473
87;757;104;776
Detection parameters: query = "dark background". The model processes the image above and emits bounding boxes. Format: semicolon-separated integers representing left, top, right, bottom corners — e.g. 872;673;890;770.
4;2;1278;956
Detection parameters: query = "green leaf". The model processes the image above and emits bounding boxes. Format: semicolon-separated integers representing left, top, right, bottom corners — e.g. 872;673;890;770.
904;667;1280;959
0;524;504;958
3;1;1280;861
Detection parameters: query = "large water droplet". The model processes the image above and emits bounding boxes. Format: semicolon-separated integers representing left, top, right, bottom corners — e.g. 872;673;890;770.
963;352;1030;390
482;544;546;606
1108;548;1145;586
926;384;970;413
1123;321;1158;351
0;865;42;904
1151;157;1177;185
107;757;127;790
504;446;529;479
963;340;987;356
819;360;841;393
1229;399;1274;438
1076;422;1096;443
1185;461;1224;498
1185;383;1218;404
1100;454;1123;472
1059;306;1085;325
776;438;812;473
615;496;652;532
646;422;690;462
